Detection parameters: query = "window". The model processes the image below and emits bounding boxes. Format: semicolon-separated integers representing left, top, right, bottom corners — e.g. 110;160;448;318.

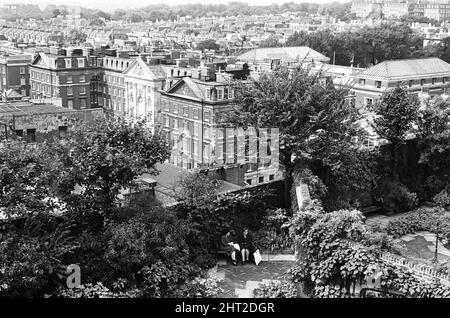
15;129;23;138
67;76;73;84
20;77;25;85
246;179;252;185
193;108;199;119
409;80;413;87
359;79;365;85
183;107;189;117
20;67;25;74
165;116;169;127
21;89;25;96
67;87;73;95
204;111;210;122
80;75;85;82
365;98;373;107
375;81;381;88
65;59;72;68
224;87;228;99
78;58;85;68
26;129;36;143
80;86;86;95
206;88;212;100
259;176;264;183
269;174;275;181
58;126;68;139
217;88;224;100
421;79;425;86
432;78;436;85
229;88;234;99
173;105;178;114
443;77;446;84
80;99;86;108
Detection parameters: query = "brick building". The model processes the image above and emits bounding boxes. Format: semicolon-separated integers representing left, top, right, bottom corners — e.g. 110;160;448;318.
159;64;282;186
29;47;102;110
352;57;450;109
0;54;32;101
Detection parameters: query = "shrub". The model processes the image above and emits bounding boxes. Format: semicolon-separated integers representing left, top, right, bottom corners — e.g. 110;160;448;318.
433;188;450;208
176;276;223;298
375;181;418;214
253;281;297;298
385;208;450;238
253;208;293;253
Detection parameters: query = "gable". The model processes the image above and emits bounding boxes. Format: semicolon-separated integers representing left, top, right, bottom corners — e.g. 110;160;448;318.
124;58;158;80
166;78;204;100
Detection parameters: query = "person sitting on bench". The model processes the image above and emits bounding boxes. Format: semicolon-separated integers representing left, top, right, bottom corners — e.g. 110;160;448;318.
220;229;238;265
239;227;254;264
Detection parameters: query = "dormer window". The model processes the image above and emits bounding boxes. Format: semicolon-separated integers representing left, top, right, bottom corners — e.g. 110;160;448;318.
65;59;72;68
224;87;229;99
217;88;224;100
375;81;381;88
359;79;365;85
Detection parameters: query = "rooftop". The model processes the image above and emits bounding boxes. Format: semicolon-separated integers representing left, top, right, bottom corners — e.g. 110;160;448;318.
237;46;330;63
356;57;450;80
0;102;73;117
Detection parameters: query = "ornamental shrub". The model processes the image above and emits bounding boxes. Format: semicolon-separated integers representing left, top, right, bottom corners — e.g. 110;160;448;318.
253;280;297;298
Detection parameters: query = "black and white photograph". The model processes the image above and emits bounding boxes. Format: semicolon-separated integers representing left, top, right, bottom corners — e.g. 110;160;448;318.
0;0;449;309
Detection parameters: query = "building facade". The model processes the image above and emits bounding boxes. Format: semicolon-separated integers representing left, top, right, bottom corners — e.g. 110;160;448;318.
352;57;450;108
30;48;102;110
0;54;32;101
159;68;281;186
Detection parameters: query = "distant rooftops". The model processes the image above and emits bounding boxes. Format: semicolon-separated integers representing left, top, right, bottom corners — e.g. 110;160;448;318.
356;57;450;80
237;46;330;63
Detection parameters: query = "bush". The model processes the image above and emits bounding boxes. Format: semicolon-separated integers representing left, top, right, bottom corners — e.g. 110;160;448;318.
375;181;418;214
253;208;293;253
253;281;297;298
385;208;450;238
176;276;223;298
433;188;450;208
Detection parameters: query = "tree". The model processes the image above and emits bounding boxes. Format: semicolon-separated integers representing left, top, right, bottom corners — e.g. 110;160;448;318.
65;29;87;45
173;172;220;206
52;9;61;17
371;86;420;179
416;97;450;173
65;117;170;213
221;65;365;210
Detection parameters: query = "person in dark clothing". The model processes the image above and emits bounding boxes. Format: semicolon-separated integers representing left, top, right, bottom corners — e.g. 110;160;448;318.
239;227;254;264
220;230;238;265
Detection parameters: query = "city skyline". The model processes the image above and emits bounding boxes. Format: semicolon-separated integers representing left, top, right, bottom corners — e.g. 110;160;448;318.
0;0;349;12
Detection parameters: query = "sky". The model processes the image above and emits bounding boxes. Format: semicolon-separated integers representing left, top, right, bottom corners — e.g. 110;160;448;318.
0;0;349;12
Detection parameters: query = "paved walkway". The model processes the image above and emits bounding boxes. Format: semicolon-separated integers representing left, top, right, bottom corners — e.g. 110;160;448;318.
208;261;294;298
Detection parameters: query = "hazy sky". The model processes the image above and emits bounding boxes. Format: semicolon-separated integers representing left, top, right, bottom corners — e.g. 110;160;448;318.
0;0;349;12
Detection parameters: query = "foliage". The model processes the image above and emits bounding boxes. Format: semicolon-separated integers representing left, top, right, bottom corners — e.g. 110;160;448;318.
371;86;420;146
254;208;293;252
54;282;135;298
65;29;87;45
222;65;366;208
0;141;69;218
288;206;450;298
374;181;418;214
176;276;223;298
433;188;450;208
173;172;221;206
254;280;297;298
66;117;170;212
416;97;450;173
385;207;450;239
286;22;424;68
